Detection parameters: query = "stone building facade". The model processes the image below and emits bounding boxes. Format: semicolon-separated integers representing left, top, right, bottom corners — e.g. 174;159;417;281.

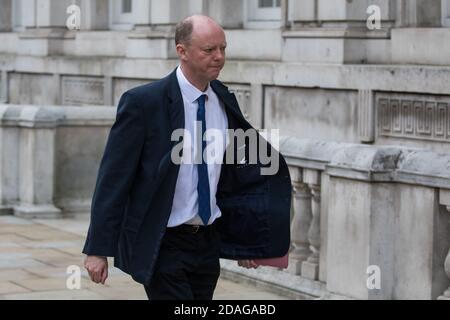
0;0;450;300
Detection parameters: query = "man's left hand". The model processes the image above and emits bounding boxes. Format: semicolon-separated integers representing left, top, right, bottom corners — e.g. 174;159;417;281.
237;260;259;269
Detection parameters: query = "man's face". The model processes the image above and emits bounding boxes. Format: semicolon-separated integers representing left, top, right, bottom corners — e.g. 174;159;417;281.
178;22;227;83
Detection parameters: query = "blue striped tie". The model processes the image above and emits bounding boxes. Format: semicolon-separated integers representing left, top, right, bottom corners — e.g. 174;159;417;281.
197;94;211;225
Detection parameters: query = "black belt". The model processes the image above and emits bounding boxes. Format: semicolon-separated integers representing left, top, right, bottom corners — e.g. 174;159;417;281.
167;223;214;234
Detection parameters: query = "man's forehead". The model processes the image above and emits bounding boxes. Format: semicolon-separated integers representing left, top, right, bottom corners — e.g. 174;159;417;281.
190;31;226;46
193;40;227;48
192;28;225;39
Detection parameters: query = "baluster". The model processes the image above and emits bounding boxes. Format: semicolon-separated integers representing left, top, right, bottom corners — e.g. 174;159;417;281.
288;166;312;275
301;169;321;280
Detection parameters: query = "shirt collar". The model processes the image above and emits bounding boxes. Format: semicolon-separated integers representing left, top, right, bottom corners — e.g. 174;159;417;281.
176;66;211;104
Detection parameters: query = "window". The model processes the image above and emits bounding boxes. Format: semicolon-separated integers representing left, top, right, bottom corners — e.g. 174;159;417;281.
246;0;282;28
122;0;132;13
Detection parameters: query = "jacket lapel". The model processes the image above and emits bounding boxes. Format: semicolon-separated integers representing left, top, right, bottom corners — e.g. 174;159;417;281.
167;68;185;135
154;68;185;184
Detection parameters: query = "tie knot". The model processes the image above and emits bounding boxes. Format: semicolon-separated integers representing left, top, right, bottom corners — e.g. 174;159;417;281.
197;94;206;105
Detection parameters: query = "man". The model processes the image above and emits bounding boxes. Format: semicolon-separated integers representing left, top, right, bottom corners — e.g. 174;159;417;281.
83;15;292;300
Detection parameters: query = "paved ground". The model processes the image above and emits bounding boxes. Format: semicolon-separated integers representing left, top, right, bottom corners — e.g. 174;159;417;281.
0;215;290;300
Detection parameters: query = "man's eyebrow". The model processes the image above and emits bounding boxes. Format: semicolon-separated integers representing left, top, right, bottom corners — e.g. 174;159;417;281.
201;43;227;49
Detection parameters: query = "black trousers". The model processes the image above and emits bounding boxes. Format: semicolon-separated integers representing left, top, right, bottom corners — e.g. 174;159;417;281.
144;223;221;300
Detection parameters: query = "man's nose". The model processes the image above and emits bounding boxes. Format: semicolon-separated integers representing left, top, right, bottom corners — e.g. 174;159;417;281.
213;48;225;61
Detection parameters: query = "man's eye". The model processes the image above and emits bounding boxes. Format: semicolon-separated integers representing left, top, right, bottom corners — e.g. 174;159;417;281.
204;48;213;53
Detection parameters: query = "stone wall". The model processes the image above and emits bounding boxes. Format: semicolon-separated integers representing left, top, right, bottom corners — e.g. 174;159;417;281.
2;54;450;153
280;136;450;300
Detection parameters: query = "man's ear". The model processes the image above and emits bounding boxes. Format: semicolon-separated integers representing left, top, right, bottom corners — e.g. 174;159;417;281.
176;44;188;61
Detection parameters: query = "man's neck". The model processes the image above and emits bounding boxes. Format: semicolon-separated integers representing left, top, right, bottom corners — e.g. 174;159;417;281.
180;65;209;92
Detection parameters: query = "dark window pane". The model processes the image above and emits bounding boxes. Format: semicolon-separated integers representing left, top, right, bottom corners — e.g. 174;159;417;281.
258;0;274;8
122;0;132;13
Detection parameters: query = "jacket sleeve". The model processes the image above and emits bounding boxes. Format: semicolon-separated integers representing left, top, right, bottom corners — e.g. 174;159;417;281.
82;91;145;257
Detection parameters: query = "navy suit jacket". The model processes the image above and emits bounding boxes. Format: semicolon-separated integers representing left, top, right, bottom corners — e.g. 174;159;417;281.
82;69;292;285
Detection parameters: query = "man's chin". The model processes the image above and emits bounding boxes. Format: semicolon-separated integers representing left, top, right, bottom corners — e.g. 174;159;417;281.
208;70;222;81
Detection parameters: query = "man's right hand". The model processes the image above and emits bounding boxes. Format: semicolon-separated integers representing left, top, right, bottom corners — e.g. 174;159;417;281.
84;255;108;284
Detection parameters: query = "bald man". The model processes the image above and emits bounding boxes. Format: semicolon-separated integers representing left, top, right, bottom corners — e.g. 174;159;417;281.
82;15;292;300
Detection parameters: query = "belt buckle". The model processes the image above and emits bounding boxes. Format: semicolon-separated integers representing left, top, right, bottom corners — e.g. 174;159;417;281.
192;225;200;234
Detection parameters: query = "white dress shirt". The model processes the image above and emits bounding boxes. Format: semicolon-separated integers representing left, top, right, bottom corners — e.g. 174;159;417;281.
167;66;229;227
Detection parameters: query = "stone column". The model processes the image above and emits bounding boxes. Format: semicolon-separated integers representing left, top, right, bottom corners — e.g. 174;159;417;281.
18;0;75;56
79;0;109;30
288;0;318;27
438;190;450;300
287;166;312;275
207;0;244;28
396;0;442;27
126;0;204;58
358;89;375;143
284;0;395;64
11;0;36;31
301;169;321;280
0;105;20;215
130;0;152;29
14;107;61;218
129;0;203;30
0;0;12;32
34;0;73;28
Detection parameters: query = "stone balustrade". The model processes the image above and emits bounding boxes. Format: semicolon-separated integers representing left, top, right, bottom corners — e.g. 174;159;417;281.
280;136;450;299
0;104;115;217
